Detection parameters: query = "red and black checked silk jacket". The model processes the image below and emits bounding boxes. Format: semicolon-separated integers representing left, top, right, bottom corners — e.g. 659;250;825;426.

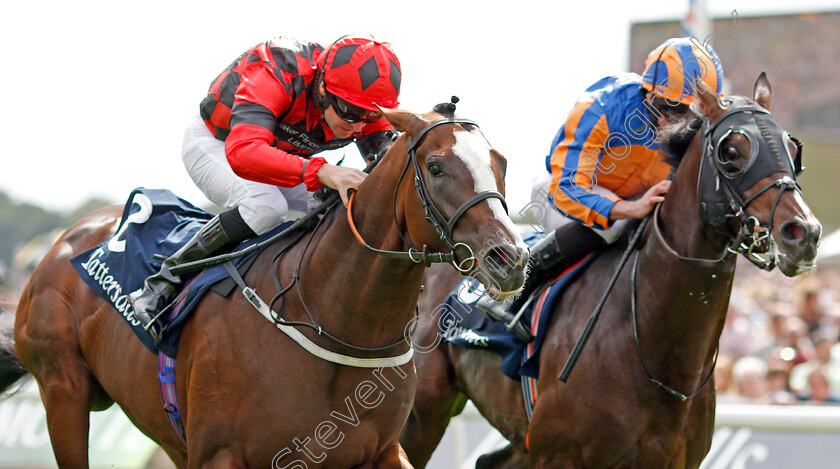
199;37;393;191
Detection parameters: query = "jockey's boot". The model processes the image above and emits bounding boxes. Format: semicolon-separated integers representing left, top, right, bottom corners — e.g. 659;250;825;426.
130;210;252;343
475;222;607;342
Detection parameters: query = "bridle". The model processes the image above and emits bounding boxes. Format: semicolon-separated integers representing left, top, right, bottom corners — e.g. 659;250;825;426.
348;116;508;274
256;114;509;360
635;96;804;399
660;96;804;269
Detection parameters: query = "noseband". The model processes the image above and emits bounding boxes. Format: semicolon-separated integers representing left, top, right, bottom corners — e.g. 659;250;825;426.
632;98;803;399
407;117;507;272
695;96;803;269
348;117;508;274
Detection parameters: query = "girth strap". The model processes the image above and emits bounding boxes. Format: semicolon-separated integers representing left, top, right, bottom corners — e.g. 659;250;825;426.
222;262;414;368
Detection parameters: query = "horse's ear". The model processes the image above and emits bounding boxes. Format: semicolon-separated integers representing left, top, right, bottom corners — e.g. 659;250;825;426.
378;107;429;136
753;71;772;111
693;75;725;118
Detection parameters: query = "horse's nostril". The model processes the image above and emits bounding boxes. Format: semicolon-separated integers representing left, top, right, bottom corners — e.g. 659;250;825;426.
483;245;529;274
780;219;819;246
781;221;804;242
486;246;512;272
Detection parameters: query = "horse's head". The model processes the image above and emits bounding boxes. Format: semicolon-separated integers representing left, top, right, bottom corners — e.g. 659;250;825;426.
379;102;529;299
689;73;821;276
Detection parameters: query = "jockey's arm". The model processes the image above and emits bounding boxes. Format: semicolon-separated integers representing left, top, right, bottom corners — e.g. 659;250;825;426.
224;63;328;191
608;180;671;221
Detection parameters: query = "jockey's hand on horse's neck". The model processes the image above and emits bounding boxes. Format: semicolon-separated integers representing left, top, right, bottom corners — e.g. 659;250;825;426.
609;180;671;221
317;163;369;206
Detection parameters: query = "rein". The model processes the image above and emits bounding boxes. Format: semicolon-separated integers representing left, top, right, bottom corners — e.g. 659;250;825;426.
559;98;800;396
634;100;800;399
630;250;719;401
347;191;454;266
231;115;510;366
167;192;341;277
652;204;731;267
631;235;719;401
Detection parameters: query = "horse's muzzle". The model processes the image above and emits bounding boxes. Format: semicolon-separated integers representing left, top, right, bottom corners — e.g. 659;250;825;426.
473;243;529;300
776;216;822;276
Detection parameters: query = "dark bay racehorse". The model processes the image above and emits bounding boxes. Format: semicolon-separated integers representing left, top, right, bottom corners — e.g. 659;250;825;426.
400;75;821;468
4;104;529;467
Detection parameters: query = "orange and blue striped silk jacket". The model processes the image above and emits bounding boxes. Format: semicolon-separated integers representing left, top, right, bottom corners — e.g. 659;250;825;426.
544;73;672;230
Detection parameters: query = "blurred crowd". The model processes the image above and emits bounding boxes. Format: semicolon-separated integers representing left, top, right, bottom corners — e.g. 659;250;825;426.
717;257;840;405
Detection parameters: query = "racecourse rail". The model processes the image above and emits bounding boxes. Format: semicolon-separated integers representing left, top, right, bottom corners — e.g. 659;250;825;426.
3;387;840;467
438;401;840;468
455;400;840;431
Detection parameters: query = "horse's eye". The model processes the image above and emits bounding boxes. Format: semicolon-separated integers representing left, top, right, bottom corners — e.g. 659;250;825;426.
722;146;739;161
427;162;444;177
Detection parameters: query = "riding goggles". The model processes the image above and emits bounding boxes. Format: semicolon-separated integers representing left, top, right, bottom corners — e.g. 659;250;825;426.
325;92;383;123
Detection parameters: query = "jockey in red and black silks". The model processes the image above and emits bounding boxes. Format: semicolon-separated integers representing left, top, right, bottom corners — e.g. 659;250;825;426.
130;34;402;341
200;35;400;191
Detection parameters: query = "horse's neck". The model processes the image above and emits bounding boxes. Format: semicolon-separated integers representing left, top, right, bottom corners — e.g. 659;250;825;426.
658;134;732;261
634;138;736;386
298;163;425;347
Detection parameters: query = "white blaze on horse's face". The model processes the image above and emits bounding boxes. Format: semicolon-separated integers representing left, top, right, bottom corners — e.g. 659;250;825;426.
452;129;524;245
776;190;822;273
793;190;820;228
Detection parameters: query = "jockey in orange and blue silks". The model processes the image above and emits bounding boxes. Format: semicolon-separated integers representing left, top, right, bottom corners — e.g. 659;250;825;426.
476;37;725;334
538;37;725;236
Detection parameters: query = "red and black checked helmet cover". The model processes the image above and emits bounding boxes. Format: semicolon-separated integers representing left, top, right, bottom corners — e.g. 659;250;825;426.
319;34;401;111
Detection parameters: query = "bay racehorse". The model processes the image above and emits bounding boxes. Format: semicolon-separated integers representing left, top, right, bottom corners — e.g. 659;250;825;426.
3;103;529;468
400;75;821;468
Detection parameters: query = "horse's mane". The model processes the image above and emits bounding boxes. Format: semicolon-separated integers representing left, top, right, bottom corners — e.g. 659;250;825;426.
656;104;704;167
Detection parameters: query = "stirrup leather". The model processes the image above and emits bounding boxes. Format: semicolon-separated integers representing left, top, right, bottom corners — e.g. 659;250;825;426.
475;295;535;343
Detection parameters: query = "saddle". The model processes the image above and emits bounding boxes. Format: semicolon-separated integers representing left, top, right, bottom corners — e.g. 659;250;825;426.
440;232;597;381
70;188;305;356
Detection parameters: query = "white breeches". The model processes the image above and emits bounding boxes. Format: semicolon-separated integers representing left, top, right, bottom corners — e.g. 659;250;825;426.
527;172;629;244
181;116;319;235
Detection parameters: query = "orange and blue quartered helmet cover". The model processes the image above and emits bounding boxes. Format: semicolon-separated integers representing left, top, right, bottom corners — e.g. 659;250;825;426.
641;37;724;105
319;34;401;111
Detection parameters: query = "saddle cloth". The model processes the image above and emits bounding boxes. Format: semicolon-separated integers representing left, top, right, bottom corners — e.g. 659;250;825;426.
70;188;294;356
440;232;595;381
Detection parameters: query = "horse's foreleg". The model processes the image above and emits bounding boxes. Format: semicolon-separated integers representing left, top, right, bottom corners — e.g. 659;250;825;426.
399;345;467;468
